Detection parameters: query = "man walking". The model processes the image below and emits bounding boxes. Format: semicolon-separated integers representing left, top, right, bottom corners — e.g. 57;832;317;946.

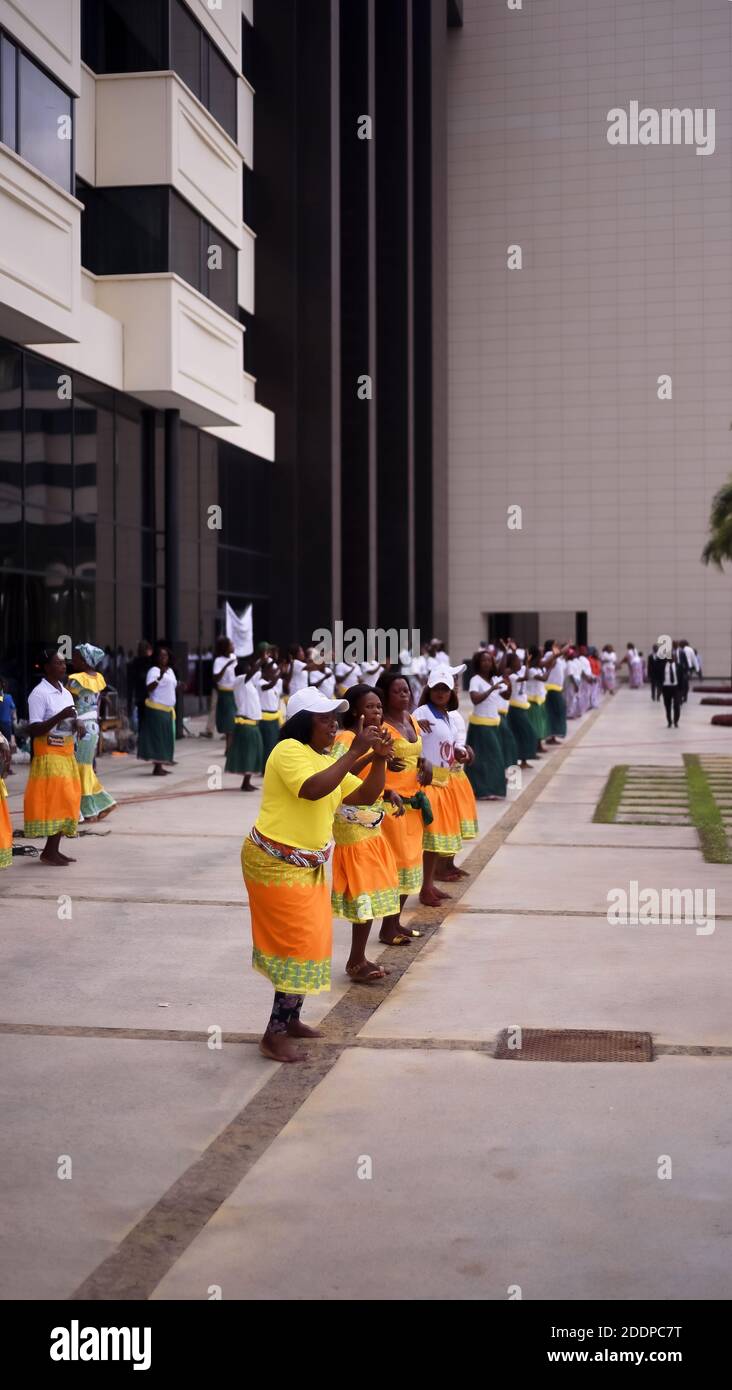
647;644;663;701
661;654;683;729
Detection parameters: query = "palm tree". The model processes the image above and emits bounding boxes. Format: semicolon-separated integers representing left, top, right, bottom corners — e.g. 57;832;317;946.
701;475;732;683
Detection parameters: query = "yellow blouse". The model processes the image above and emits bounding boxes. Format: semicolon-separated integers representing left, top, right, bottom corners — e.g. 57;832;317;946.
254;738;362;851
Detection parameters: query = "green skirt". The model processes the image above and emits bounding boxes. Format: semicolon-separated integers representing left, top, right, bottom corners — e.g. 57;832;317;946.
225;722;264;774
507;705;537;761
258;717;281;763
527;700;549;741
545;688;567;738
466;723;506;798
137;706;175;764
216;688;236;734
497;715;518;769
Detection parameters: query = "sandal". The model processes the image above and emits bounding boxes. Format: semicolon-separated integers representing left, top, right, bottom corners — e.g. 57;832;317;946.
346;962;386;983
379;932;412;946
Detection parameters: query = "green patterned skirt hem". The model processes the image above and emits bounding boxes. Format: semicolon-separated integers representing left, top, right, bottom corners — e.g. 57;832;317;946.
331;886;401;922
422;829;462;855
397;865;423;893
24;818;78;839
460;817;479;839
252;946;331;995
0;846;11;868
80;789;116;819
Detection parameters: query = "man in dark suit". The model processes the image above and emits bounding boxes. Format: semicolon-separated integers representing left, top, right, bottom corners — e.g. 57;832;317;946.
661;656;683;728
647;644;663;701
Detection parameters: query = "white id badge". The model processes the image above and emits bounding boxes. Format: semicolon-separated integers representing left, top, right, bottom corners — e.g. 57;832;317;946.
47;731;65;747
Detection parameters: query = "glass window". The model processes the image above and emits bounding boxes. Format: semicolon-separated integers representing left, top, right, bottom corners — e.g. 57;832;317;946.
170;0;201;101
80;185;168;276
0;345;22;575
204;224;237;316
81;0;167;75
74;381;115;523
243;167;254;231
0;36;17;150
170;192;202;291
115;398;145;528
24;357;72;517
18;53;73;192
207;42;237;140
242;16;255;85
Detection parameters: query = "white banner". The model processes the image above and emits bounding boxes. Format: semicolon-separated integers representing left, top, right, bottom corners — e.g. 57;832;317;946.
225;601;253;657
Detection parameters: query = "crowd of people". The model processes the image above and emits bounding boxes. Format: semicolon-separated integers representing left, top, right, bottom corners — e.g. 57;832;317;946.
0;629;702;1060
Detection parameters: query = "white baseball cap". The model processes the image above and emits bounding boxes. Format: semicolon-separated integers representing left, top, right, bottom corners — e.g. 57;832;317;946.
287;687;348;719
427;663;466;690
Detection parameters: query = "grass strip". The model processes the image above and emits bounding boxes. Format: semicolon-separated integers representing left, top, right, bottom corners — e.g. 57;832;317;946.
683;754;732;864
593;764;628;822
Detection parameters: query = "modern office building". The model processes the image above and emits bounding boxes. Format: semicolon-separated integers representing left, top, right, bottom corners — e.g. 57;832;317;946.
0;0;273;703
447;0;732;674
0;0;456;705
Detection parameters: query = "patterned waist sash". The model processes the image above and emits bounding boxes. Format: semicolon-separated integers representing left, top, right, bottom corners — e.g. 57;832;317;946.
401;790;434;826
250;824;332;868
431;766;451;787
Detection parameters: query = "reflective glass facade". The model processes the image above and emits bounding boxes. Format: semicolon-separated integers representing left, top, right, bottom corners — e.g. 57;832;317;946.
0;29;74;192
0;341;271;706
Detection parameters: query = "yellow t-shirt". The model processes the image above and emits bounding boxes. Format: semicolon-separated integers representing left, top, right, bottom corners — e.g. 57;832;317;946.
254;738;362;850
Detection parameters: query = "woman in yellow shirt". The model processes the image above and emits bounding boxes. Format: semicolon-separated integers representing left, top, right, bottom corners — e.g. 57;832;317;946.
243;686;391;1063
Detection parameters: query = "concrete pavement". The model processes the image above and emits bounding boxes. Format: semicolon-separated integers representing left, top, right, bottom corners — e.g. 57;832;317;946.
1;689;730;1300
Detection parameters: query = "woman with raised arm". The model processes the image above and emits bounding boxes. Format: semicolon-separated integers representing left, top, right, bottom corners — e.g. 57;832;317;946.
543;640;569;743
505;650;538;769
23;647;81;866
413;666;466;905
242;686;387;1062
331;684;403;982
212;636;238;750
467;649;510;799
375;671;433;944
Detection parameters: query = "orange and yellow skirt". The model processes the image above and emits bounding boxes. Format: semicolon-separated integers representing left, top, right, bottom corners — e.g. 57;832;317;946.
332;812;400;921
380;801;424;893
24;736;81;839
422;769;462;856
0;778;12;868
242;836;332;994
450;765;478;840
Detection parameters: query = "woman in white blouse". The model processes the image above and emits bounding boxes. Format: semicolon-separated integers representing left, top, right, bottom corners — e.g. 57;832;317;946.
23;647;82;865
466;650;509;798
137;644;179;775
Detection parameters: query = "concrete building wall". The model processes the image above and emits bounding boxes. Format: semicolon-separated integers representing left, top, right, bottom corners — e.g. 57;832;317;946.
447;0;732;675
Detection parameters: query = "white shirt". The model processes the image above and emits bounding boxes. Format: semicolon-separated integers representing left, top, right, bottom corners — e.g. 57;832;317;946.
414;703;456;768
469;675;503;719
578;655;592;679
527;667;546;698
662;661;679;688
253;672;282;713
360;662;383;687
213;655;237;690
233;674;262;721
146;666;177;707
335;662;362;690
28;678;75;733
450;710;467;749
567;658;582;684
309;668;336;699
288;659;307;695
601;651;616;668
509;668;528;704
683;646;698;673
548;656;567;686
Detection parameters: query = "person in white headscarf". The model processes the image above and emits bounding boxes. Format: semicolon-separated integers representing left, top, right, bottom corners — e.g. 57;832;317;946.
67;644;117;822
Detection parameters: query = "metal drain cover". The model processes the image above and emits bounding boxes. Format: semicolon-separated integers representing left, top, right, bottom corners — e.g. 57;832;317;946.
494;1028;653;1062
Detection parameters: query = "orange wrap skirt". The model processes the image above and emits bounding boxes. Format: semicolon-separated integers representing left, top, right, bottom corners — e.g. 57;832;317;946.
422;772;462;856
242;836;332;994
24;736;81;839
331;813;400;921
450;765;478;840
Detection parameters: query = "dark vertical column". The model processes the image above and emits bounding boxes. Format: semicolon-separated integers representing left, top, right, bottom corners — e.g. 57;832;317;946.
295;0;337;641
330;0;342;628
405;0;415;631
367;0;377;627
250;0;298;642
375;0;409;630
164;408;180;644
339;0;371;631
